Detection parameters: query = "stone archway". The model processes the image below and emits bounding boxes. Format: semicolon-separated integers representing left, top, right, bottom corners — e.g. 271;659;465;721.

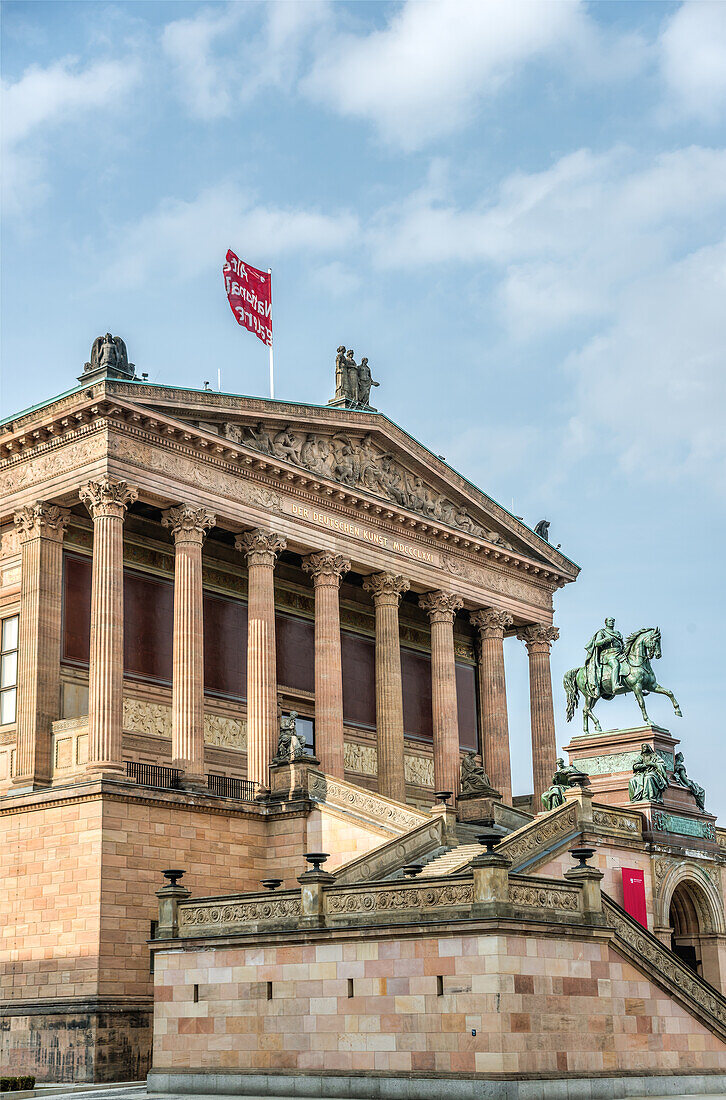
655;860;725;991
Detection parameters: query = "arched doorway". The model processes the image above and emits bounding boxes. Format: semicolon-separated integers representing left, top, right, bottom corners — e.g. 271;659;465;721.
669;880;708;975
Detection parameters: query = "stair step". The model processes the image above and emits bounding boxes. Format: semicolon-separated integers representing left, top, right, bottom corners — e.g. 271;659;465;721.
418;844;481;877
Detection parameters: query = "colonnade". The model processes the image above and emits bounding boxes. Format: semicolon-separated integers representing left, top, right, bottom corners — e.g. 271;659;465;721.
11;478;560;806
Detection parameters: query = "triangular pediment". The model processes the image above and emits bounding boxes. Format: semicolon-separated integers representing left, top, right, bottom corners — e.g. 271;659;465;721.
108;383;576;576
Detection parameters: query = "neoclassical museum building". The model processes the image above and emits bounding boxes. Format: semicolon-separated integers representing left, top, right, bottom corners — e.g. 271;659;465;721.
1;338;725;1095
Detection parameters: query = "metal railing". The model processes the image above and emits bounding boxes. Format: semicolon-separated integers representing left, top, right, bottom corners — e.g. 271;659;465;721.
126;761;182;789
207;774;259;801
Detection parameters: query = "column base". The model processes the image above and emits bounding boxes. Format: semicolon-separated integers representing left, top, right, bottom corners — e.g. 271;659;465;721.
177;773;207;792
9;776;53;794
85;763;127;781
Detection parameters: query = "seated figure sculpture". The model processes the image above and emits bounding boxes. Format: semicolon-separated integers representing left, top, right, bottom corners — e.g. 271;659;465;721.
541;758;583;810
672;751;706;811
628;743;668;803
460;752;493;797
274;711;308;762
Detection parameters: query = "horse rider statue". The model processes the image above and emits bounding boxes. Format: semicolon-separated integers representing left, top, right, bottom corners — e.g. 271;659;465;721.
584;617;625;698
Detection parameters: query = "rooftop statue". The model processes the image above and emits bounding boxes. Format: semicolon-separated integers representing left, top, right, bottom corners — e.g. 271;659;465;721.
628;744;668;804
332;347;379;409
80;333;136;382
534;519;550;542
672;751;706;812
564;620;682;734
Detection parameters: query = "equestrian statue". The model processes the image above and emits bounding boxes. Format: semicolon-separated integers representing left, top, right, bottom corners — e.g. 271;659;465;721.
564;618;682;734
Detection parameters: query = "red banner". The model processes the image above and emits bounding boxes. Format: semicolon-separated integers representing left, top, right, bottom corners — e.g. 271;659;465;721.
621;867;647;928
223;249;272;347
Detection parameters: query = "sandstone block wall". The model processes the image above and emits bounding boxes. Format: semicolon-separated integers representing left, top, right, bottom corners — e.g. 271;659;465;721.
151;931;725;1076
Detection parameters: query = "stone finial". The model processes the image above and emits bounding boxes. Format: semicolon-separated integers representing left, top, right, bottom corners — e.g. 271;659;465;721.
363;572;410;605
13;502;70;542
470;608;513;639
418;590;464;624
301;551;351;585
235;529;287;566
516;623;559;653
161;504;216;544
79;478;138;519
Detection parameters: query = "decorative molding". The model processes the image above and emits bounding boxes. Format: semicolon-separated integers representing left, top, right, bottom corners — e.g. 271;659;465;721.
308;773;427;832
651;811;716;841
326;880;473;917
14;502;70;542
0;431;108;496
574;749;673;777
442;553;553;609
404;754;435;788
79;477;138;519
507;880;580;913
122;697;247;750
498;801;579;870
418;590;464;624
592;807;641;836
179;894;301;931
204;713;247;751
342;742;435;789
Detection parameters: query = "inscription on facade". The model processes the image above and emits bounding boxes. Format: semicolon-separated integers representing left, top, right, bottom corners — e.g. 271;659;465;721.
287;502;439;566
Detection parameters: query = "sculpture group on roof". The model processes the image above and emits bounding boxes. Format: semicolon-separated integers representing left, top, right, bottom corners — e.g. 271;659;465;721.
333;347;379;409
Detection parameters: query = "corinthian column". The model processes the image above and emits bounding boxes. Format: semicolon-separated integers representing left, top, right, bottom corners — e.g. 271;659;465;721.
517;624;560;807
12;502;70;789
470;608;513;804
419;591;464;799
161;504;216;787
301;551;350;778
236;529;286;789
363;572;409;803
79;478;138;778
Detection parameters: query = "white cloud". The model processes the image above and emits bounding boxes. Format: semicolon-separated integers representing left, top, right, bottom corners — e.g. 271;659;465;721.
660;1;726;123
303;0;594;150
110;182;359;287
1;56;141;215
161;2;330;119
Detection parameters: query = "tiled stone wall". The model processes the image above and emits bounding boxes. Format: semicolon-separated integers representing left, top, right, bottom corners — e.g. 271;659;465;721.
152;931;725;1075
537;846;656;931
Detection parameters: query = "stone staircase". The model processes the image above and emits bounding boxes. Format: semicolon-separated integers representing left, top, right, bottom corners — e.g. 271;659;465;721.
417;843;481;877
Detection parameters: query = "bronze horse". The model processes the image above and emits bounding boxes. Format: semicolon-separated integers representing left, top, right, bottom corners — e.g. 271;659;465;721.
564;626;682;734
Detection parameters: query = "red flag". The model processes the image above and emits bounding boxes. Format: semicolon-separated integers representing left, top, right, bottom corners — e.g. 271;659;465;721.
223;249;272;347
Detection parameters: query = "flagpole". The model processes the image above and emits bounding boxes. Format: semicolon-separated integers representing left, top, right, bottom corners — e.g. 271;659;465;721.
268;268;274;399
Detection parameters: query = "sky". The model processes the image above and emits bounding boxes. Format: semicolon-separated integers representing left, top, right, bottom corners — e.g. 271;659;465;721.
2;0;725;813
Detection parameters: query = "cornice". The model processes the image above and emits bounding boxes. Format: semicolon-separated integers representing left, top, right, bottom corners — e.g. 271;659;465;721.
0;393;572;592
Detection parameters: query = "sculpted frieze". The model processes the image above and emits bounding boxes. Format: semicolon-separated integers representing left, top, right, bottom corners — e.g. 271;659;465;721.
0;432;106;497
123;696;246;750
343;742;434;789
109;435;282;512
226;420;514;548
442;552;552;609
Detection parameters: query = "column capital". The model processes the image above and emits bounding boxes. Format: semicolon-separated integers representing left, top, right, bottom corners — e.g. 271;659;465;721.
235;529;287;567
161;504;216;545
363;572;410;606
79;477;138;519
13;501;70;543
517;623;559;653
419;590;463;624
301;551;351;586
470;607;513;639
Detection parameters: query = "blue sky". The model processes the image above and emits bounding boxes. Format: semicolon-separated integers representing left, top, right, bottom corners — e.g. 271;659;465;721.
2;1;725;811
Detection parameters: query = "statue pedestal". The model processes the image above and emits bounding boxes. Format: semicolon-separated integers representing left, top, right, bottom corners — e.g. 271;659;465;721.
268;754;320;803
564;724;680;808
457;787;502;825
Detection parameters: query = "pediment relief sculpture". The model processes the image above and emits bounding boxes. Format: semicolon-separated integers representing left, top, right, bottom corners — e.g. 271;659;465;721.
223;420;514;549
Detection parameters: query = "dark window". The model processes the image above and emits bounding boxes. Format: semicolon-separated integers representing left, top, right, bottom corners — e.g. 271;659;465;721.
204;593;246;698
275;612;314;693
401;647;433;742
455;662;479;752
341;630;376;729
124;571;174;682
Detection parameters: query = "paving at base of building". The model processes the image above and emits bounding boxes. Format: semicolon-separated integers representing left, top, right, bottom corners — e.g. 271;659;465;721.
1;339;724;1090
